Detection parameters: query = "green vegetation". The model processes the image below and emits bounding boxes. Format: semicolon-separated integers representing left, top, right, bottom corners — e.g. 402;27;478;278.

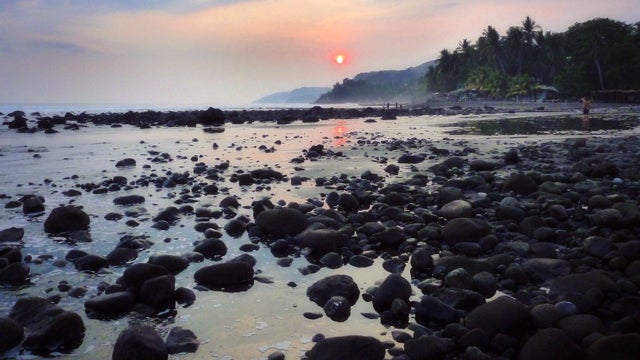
314;61;434;104
426;17;640;99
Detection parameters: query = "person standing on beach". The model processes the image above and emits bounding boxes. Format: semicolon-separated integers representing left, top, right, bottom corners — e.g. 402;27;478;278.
581;96;592;129
581;97;592;115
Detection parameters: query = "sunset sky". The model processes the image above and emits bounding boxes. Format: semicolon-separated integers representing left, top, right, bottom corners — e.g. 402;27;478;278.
0;0;637;107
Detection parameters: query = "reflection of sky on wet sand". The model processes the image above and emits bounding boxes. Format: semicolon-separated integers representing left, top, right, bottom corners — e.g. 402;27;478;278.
332;121;348;147
180;257;404;360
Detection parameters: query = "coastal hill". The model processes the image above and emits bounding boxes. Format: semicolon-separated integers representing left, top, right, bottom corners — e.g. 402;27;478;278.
253;60;435;105
252;86;330;104
351;60;434;85
313;60;435;104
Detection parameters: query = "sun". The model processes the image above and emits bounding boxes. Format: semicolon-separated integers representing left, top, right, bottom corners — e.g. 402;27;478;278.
335;54;345;64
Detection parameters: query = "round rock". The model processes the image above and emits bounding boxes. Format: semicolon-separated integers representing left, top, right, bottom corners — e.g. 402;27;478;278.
307;274;360;307
305;335;384;360
43;206;90;233
112;325;167;360
465;295;529;336
194;261;254;290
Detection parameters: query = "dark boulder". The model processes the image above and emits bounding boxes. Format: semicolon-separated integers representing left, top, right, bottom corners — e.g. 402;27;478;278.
0;246;22;264
165;326;199;354
193;238;227;260
7;116;27;129
548;270;619;302
502;173;538;195
107;248;138;266
469;159;498;171
305;335;384;360
9;297;85;353
140;275;176;313
224;218;246;237
113;195;146;206
337;193;360;212
586;333;640;360
465;296;529;336
441;218;492;246
496;205;526;222
119;263;170;290
22;195;45;214
414;295;463;326
255;207;308;237
433;288;485;312
198;107;226;126
319;252;343;269
175;287;196;307
410;246;435;274
112;325;168;360
115;158;136;167
557;314;603;343
504;149;519;164
306;274;360;307
194;261;254;290
372;226;406;246
0;262;30;285
322;296;351;322
522;258;571;282
590;208;623;228
403;335;448;360
348;255;374;267
517;328;583;360
148;254;189;275
43;206;90;233
219;195;240;209
298;228;344;255
434;256;495;276
0;316;23;354
84;291;137;318
0;227;24;243
439;200;473;220
372;273;411;313
71;254;109;272
398;153;425;164
152;206;181;224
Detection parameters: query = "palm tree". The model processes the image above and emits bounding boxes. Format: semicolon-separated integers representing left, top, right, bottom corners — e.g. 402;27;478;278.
477;26;504;73
538;32;565;84
504;26;524;75
520;16;543;77
521;16;542;49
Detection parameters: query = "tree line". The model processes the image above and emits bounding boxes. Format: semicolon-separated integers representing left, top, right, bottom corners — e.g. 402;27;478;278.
425;17;640;99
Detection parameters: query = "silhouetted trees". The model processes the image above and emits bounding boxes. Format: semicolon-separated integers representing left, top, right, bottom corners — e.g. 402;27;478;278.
426;17;640;98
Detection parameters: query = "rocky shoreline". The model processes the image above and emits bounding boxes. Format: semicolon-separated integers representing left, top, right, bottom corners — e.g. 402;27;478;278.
1;101;586;133
1;107;640;359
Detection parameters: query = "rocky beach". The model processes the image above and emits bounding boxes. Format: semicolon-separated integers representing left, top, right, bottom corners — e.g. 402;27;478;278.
1;102;640;359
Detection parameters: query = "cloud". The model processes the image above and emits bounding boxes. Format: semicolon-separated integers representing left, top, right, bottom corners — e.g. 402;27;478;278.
0;0;262;14
1;0;639;105
30;40;88;53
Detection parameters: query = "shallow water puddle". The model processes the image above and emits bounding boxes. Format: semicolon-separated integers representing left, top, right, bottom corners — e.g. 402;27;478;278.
441;114;639;135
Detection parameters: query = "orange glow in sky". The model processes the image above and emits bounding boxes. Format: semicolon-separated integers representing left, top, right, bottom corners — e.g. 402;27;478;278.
1;1;638;105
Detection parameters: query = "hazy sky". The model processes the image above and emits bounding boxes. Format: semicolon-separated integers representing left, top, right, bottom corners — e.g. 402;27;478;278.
0;0;637;106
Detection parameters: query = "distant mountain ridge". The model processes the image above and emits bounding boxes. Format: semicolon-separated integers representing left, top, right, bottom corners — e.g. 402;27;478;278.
252;87;331;104
314;60;436;104
253;60;436;104
352;60;435;85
